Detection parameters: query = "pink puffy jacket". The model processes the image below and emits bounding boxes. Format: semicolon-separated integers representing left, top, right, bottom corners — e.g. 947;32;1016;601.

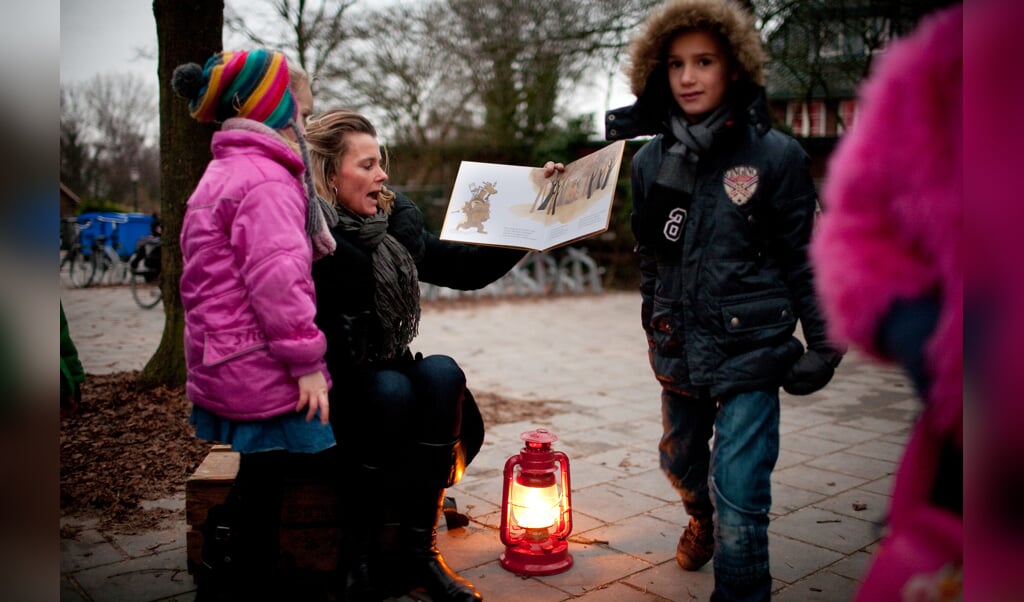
181;124;330;420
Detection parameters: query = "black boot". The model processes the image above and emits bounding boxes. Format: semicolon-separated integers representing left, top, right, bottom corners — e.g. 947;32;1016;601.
342;553;375;602
401;490;482;602
336;463;385;602
399;440;482;602
237;460;289;600
194;502;238;602
198;452;287;602
338;528;375;602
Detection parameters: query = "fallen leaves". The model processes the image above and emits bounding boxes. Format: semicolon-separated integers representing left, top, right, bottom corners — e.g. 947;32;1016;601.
59;371;209;532
59;372;557;535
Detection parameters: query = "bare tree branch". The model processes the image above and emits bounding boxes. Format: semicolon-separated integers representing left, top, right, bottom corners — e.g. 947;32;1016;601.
226;0;355;95
60;74;158;204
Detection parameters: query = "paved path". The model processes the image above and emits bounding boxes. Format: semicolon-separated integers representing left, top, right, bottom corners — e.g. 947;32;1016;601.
60;284;917;601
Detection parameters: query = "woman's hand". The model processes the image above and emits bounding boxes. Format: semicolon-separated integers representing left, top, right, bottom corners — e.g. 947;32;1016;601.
296;370;330;424
543;161;566;178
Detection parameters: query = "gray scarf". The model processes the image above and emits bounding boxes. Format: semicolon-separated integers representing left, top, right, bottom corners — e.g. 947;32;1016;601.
333;206;420;361
654;104;734;195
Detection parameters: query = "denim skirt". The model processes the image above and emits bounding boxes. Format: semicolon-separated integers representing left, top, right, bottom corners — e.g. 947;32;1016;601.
189;404;337;455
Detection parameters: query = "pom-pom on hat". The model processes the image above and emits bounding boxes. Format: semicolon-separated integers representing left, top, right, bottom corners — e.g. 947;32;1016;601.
171;49;296;130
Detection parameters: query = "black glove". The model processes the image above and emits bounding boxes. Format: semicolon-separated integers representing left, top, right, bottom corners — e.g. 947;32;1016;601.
782;346;843;396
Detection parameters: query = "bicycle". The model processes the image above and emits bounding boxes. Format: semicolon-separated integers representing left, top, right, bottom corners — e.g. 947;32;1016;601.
128;235;162;309
60;218;97;288
92;215;131;285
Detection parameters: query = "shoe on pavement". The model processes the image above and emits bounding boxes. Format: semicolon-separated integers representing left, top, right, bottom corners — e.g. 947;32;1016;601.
676;516;714;571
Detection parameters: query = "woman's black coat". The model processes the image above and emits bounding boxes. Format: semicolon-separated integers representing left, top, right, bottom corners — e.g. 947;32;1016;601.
312;191;524;461
312;191;524;371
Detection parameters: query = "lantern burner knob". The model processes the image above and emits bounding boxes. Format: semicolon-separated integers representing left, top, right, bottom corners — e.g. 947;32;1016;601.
521;428;558;446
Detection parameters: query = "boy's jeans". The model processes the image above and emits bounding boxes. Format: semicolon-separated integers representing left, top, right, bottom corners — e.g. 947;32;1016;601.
660;388;779;602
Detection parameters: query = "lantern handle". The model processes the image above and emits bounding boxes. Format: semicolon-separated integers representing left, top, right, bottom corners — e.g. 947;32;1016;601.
499;453;523;546
554;450;573;538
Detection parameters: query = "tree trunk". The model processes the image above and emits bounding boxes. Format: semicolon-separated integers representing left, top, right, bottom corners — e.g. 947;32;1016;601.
139;0;223;389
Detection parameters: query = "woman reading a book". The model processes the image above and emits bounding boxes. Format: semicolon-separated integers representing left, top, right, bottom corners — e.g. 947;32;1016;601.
304;108;562;602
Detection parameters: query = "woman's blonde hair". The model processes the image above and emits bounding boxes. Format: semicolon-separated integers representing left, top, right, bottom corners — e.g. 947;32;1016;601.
304;108;396;213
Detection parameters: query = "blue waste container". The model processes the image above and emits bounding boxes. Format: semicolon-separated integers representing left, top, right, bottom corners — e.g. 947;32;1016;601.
119;213;155;259
76;212;154;260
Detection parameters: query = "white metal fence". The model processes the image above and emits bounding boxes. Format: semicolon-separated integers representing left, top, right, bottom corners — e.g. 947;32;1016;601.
420;247;604;301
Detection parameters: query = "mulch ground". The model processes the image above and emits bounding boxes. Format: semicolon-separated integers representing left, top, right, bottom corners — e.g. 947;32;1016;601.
60;372;207;534
59;370;563;536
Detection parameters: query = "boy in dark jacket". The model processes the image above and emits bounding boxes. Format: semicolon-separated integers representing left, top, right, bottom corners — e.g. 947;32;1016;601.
606;1;843;599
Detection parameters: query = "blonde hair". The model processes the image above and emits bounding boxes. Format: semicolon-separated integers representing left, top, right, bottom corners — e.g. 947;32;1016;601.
287;62;309;91
304;108;396;213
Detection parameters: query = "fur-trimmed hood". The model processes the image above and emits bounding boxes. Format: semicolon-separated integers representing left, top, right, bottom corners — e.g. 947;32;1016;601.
605;0;771;142
625;0;766;97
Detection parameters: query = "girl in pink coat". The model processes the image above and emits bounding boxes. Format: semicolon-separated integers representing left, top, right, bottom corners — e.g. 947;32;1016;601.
810;5;963;599
964;1;1024;597
171;49;337;599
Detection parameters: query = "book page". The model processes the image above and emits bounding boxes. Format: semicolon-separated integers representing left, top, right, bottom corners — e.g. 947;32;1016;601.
439;140;625;251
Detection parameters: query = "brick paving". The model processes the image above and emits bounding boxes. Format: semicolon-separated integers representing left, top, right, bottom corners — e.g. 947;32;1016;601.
60;284;916;601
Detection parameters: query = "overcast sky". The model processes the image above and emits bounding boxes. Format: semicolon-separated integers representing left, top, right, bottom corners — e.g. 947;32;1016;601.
60;0;159;88
58;0;633;137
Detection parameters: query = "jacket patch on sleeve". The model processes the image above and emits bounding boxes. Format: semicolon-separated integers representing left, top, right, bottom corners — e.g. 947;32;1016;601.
723;166;759;205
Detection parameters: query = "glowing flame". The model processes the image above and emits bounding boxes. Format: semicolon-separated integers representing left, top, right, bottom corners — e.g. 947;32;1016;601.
510;482;560;529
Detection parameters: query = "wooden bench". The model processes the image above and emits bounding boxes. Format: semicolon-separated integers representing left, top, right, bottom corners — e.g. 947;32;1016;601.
186;444;470;592
185;445;344;576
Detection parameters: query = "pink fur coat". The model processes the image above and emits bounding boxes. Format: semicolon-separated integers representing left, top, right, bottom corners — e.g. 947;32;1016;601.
963;1;1024;597
812;7;965;600
811;6;962;439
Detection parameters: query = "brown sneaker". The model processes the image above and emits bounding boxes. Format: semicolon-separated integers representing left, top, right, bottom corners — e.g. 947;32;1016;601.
676;516;714;571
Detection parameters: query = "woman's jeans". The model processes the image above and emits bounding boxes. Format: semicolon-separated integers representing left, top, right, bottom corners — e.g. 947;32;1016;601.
661;388;780;602
344;354;466;466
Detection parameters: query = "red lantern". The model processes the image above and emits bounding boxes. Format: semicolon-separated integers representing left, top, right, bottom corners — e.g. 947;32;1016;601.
499;428;573;576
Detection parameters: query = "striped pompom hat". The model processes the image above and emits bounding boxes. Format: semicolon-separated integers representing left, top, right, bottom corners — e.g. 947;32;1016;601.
171;49;296;130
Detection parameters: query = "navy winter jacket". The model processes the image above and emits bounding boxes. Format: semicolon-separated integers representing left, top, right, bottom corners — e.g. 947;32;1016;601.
610;89;836;398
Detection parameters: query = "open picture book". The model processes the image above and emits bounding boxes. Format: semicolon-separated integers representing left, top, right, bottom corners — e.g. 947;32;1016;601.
438;140;626;252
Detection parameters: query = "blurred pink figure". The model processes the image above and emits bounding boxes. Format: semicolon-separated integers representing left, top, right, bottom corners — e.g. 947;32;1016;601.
811;4;964;600
964;1;1024;600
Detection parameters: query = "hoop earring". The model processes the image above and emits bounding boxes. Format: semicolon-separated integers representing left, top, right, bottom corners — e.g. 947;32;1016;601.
332;185;338;200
